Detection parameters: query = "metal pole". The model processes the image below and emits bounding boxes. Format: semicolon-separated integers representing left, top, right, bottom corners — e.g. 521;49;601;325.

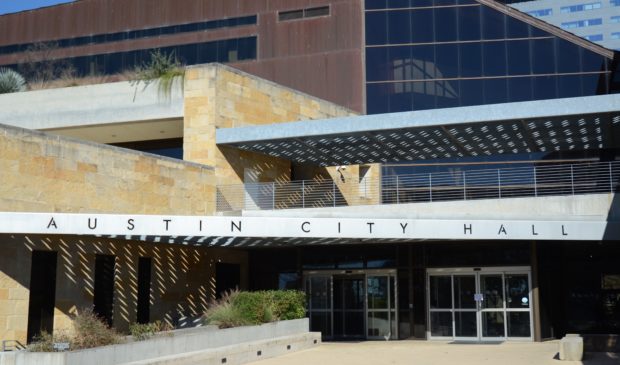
333;180;336;207
498;169;502;199
272;182;276;210
609;162;614;193
570;165;574;195
396;176;400;204
429;173;433;202
302;180;305;208
533;166;538;197
463;171;467;201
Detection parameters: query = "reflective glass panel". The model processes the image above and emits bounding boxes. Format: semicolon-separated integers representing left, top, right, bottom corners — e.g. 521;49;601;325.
505;274;530;308
455;311;477;337
430;312;453;336
482;312;505;337
480;275;504;309
507;312;531;337
453;275;476;309
429;276;452;309
368;276;389;309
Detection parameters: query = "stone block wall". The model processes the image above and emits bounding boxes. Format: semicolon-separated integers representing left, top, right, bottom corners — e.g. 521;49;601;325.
0;124;214;215
0;234;247;344
183;64;356;186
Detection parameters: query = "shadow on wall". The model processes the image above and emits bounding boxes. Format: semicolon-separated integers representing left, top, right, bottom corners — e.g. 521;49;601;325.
0;233;247;343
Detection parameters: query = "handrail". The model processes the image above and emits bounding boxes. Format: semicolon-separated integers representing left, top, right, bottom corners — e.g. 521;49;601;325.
216;161;620;212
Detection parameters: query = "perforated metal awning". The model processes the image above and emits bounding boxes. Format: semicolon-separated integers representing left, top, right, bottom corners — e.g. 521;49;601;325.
215;95;620;166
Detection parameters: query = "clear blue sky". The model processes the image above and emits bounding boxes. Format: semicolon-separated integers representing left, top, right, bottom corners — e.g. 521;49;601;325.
0;0;73;15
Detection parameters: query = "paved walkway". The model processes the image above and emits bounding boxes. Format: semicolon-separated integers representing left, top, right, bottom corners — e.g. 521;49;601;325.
247;340;619;365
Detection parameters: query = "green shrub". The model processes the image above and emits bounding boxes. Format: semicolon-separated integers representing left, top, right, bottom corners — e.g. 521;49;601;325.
271;290;306;320
0;68;26;94
204;290;306;328
129;320;173;341
204;289;250;328
233;291;274;325
27;309;122;352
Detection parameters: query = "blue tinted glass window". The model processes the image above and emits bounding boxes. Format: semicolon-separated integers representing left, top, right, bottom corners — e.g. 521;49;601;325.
460;79;484;106
411;9;434;43
366;47;389;82
389;10;411;44
483;78;508;105
483;42;507;76
558;75;583;98
435;44;459;79
482;7;505;40
582;74;604;94
532;76;557;100
556;39;581;73
581;48;607;73
458;6;481;41
434;7;457;42
367;83;390;114
507;40;531;75
411;0;433;6
531;38;556;74
388;0;410;7
411;81;437;110
506;15;529;38
436;79;460;108
410;45;435;79
389;83;414;112
459;42;482;77
508;77;532;102
390;46;414;80
365;12;388;45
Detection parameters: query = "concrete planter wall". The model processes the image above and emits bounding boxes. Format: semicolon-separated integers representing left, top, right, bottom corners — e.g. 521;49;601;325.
0;318;313;365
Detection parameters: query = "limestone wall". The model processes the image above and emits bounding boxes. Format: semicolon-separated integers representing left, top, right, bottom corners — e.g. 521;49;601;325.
183;64;356;187
0;234;247;344
0;124;214;215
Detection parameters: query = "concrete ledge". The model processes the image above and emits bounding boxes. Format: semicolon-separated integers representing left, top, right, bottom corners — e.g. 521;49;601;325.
559;335;584;361
119;332;321;365
0;319;311;365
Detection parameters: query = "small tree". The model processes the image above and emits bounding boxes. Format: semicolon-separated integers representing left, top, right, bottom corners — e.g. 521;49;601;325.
0;68;26;93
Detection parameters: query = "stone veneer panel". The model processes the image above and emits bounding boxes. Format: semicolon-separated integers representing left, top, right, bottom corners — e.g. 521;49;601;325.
0;124;214;215
183;64;357;188
0;234;247;344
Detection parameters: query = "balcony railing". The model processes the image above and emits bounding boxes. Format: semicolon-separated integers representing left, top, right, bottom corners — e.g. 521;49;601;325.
216;161;620;212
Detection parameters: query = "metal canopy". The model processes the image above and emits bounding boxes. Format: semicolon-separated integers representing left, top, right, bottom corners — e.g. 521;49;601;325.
215;95;620;166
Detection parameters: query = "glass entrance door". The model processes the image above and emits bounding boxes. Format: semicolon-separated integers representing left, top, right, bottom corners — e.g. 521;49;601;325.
304;270;398;340
333;276;365;339
366;274;397;340
427;267;533;341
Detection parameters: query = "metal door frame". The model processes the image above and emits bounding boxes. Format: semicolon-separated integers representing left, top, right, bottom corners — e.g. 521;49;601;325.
304;269;398;340
426;266;533;342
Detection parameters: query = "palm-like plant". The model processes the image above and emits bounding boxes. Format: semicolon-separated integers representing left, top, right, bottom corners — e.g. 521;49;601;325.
0;68;27;94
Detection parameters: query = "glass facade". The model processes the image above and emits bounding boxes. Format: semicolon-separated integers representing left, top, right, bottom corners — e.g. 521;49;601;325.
364;0;615;114
0;15;257;55
12;37;257;79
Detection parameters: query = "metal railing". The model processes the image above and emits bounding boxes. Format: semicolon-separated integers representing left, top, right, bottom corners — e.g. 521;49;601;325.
216;161;620;212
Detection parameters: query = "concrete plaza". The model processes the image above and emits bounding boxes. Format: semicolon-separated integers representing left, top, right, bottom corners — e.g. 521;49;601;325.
247;340;620;365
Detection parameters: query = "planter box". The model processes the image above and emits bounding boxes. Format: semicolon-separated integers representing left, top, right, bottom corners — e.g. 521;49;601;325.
0;319;315;365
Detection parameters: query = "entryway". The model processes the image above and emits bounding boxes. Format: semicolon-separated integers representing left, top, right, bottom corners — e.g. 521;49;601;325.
304;270;398;340
427;267;532;341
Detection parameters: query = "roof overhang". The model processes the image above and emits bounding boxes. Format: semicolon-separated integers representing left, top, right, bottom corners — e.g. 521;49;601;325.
216;95;620;166
1;212;617;247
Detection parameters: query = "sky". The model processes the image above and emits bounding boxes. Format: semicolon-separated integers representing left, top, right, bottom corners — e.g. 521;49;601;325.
0;0;73;15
